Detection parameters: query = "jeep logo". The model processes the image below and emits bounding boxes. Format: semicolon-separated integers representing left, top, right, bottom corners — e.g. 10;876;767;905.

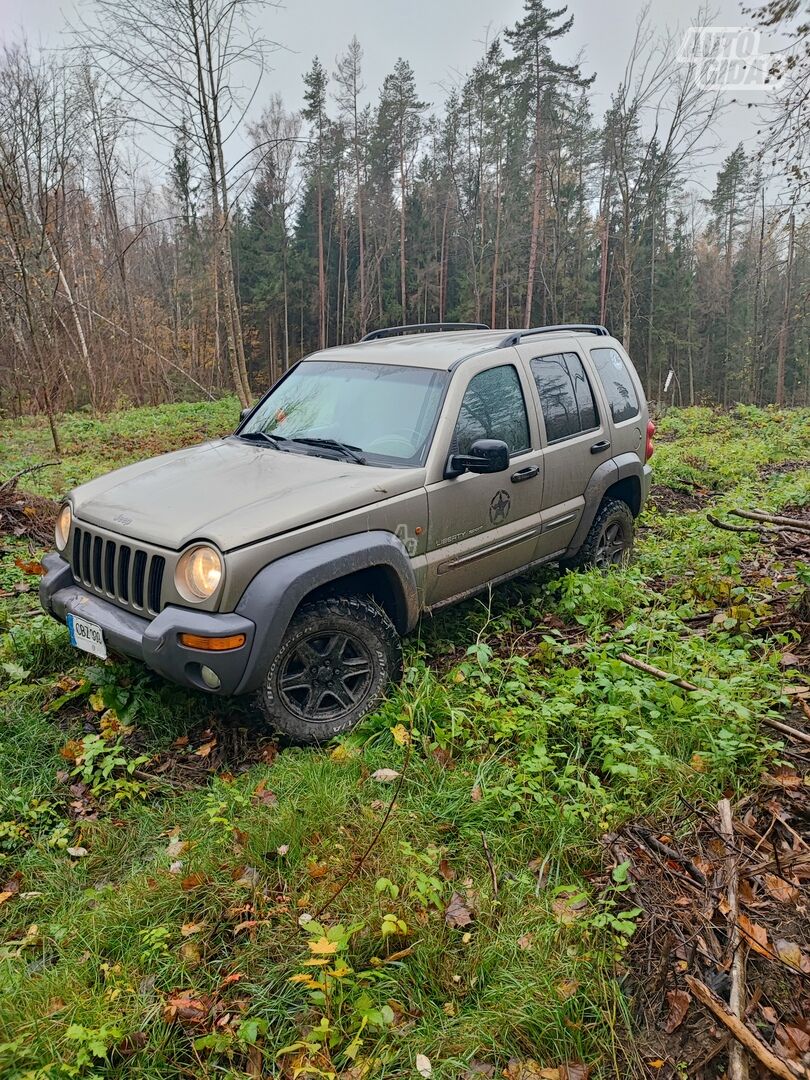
113;513;133;525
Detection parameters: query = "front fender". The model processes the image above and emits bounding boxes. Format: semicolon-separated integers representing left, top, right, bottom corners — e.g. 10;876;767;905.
233;531;418;695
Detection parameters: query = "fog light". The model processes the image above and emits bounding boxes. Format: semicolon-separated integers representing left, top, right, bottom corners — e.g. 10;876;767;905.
200;666;221;690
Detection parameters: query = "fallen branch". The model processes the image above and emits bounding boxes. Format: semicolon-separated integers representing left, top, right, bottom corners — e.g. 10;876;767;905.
729;509;810;534
616;653;810;745
685;975;807;1080
0;461;60;494
707;513;770;537
760;715;810;746
719;798;749;1080
631;825;707;886
617;652;699;691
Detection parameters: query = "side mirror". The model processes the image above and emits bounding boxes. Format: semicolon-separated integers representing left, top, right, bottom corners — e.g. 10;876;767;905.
239;407;251;423
447;438;509;477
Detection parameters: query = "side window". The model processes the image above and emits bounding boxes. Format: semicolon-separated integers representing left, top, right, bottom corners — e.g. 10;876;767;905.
453;365;529;456
531;352;599;443
590;347;640;423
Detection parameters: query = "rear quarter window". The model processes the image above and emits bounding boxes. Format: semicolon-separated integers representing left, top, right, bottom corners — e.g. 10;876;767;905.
590;347;640;423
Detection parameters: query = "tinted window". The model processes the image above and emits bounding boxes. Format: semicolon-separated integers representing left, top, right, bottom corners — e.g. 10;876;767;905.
453;365;529;456
531;352;599;442
590;347;639;423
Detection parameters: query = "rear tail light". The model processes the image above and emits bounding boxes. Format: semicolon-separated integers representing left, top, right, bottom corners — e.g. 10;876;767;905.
645;420;656;461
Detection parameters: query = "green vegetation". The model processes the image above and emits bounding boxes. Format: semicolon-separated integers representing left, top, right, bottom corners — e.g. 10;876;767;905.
0;404;808;1078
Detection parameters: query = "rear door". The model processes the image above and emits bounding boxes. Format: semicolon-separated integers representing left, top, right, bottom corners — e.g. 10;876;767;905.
588;344;646;457
424;357;545;606
516;342;609;558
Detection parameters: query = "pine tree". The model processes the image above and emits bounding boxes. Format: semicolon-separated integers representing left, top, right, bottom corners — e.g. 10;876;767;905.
376;59;427;323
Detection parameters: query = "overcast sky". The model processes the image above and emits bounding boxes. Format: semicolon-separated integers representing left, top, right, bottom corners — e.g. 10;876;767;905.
1;0;775;195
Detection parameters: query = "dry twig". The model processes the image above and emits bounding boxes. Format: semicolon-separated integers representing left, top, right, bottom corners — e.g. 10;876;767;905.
718;798;749;1080
729;508;810;534
616;653;810;745
685;975;808;1080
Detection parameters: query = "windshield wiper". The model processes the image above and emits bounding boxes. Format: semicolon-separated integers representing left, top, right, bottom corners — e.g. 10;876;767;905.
290;437;367;465
236;430;289;449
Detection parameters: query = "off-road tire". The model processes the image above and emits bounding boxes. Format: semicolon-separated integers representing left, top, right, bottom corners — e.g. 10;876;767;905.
258;595;402;745
560;497;635;571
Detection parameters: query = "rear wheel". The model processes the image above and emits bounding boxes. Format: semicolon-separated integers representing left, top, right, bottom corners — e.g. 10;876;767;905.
561;497;635;571
258;595;402;744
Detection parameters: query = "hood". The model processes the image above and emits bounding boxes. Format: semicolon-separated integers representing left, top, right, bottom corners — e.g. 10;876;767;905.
70;439;423;551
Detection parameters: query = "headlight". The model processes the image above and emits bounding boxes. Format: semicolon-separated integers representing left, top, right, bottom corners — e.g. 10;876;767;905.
55;504;72;550
174;545;223;601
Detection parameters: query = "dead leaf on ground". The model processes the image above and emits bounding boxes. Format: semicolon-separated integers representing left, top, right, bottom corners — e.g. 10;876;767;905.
503;1059;559;1079
391;723;411;746
252;780;278;807
179;941;202;965
14;557;44;575
233;865;261;888
470;784;482;802
776;1023;810;1058
194;739;217;758
370;768;400;782
779;651;802;667
415;1053;432;1077
445;891;474;928
562;1067;591;1080
775;939;810;972
431;746;453;767
763;873;800;904
181;872;206;891
557;979;580;1000
663;989;691;1033
463;1063;495;1079
737;912;773;958
164;992;215;1027
438;858;455;881
765;767;803;789
551;888;588;924
166;839;188;858
518;933;534;951
181;921;206;937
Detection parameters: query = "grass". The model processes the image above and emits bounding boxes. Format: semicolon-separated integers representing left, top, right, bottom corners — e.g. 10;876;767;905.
0;402;809;1079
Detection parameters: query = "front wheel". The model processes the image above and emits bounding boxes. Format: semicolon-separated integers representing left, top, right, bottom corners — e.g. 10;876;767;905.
560;497;635;571
258;595;402;744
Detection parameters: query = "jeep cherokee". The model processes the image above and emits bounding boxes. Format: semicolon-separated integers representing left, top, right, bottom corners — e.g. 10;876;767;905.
40;323;653;743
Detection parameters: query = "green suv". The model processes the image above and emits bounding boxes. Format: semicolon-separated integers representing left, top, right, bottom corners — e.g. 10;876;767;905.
40;323;654;742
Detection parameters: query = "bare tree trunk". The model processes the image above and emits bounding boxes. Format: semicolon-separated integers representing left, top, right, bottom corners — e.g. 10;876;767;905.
776;211;795;407
524;73;543;328
399;143;407;322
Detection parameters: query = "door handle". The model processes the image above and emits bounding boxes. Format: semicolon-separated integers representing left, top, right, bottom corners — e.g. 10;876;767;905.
590;440;611;454
510;465;540;483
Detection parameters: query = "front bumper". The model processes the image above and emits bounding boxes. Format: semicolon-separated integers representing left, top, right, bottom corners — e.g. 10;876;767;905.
39;552;255;695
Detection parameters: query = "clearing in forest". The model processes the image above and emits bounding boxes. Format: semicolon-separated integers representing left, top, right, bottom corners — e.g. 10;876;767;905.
0;403;808;1079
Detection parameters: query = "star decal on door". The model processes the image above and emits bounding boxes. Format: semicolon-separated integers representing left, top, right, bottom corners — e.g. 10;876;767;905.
489;489;511;524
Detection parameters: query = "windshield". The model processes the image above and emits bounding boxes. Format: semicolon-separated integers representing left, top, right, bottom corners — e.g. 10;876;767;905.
239;360;449;467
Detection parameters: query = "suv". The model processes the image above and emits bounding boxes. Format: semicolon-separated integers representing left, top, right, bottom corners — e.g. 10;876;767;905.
40;323;653;743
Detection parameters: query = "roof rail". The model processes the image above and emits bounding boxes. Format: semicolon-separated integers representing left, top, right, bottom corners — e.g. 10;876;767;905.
359;322;490;342
498;324;609;348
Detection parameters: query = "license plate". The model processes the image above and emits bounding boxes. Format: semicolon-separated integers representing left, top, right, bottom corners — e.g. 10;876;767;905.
67;613;107;659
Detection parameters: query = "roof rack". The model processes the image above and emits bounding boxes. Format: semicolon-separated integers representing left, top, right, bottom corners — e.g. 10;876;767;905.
359;322;490;342
498;324;609;348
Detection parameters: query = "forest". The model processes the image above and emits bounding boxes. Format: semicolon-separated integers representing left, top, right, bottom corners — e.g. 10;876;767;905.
0;0;807;441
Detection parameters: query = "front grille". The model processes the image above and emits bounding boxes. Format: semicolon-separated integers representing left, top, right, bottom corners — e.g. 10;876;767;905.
70;525;166;616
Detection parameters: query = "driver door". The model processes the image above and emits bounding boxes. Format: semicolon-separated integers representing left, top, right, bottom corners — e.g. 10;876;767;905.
424;360;545;607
